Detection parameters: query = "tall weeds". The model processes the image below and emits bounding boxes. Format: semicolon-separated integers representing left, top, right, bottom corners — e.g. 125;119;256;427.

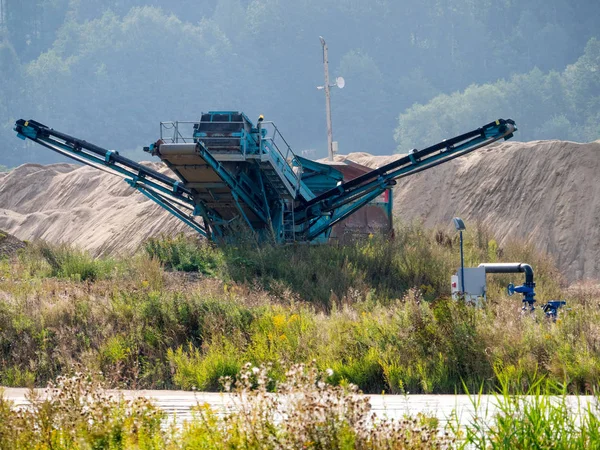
455;372;600;449
0;366;454;449
0;223;596;395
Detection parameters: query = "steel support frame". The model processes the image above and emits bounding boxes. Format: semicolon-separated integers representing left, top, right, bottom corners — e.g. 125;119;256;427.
305;186;387;240
191;141;270;225
16;118;516;245
130;181;209;238
15;122;197;208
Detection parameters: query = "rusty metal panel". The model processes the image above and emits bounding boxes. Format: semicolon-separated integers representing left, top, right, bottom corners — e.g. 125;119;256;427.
322;160;393;241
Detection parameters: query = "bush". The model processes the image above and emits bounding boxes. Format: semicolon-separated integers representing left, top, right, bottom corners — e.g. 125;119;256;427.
0;367;454;449
18;242;118;281
0;224;596;395
0;373;165;450
144;234;223;274
457;374;600;449
2;367;598;449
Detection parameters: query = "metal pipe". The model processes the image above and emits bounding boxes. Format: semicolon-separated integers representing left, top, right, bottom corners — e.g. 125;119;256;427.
478;263;534;285
479;262;536;309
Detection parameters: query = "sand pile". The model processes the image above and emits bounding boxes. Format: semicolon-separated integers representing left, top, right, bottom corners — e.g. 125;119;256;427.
0;163;189;257
337;140;600;283
0;139;598;282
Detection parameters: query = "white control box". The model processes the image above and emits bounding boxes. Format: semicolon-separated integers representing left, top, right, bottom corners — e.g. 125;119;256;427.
451;267;487;306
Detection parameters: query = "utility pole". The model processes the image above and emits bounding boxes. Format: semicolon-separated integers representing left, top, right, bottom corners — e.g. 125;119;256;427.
317;37;344;161
319;36;334;161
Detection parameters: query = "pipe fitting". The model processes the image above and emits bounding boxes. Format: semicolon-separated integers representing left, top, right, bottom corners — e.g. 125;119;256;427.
478;263;536;307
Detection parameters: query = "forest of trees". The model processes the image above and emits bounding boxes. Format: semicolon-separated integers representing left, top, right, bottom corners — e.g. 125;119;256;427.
0;0;599;167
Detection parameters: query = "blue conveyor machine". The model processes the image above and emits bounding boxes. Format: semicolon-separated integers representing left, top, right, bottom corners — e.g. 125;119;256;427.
14;112;516;244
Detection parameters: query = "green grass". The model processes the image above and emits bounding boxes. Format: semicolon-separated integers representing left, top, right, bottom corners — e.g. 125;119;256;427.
1;365;598;449
18;241;120;281
0;223;597;395
452;372;600;449
144;234;224;274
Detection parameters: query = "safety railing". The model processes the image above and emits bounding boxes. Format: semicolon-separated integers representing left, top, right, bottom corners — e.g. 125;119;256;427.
260;121;302;194
161;119;253;156
159;121;198;143
260;121;295;167
160;119;302;194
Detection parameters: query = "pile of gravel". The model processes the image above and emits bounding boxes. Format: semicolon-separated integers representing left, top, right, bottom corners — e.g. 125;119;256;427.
0;230;26;259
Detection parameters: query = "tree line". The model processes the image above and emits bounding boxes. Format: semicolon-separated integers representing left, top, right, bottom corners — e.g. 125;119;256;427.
0;0;598;167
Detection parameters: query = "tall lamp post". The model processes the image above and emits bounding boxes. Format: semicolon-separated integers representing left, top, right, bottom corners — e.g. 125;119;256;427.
317;36;344;161
453;217;466;295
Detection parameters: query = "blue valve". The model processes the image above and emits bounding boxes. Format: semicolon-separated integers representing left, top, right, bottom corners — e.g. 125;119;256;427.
507;282;536;311
541;300;567;321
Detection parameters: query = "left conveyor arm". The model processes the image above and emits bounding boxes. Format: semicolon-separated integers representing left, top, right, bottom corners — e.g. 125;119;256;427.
14;119;209;237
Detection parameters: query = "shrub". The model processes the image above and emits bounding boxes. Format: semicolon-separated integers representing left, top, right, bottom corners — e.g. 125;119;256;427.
183;362;453;449
0;373;165;450
457;374;600;449
144;234;223;274
0;366;455;449
18;242;118;281
0;224;597;395
168;341;242;391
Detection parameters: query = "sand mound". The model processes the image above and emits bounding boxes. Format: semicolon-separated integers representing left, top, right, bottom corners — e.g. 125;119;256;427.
0;162;189;257
337;140;600;283
0;140;598;282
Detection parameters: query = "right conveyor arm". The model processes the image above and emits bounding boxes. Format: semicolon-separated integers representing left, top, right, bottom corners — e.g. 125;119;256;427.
296;119;516;240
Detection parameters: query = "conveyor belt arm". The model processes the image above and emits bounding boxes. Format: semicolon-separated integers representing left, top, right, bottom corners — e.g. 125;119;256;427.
14;119;210;238
297;119;516;238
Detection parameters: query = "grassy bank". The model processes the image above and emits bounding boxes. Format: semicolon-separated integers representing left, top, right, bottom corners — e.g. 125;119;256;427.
0;224;598;394
1;366;598;450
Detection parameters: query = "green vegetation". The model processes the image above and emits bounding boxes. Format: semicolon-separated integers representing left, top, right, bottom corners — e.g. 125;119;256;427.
0;365;453;449
1;365;598;449
145;235;224;274
2;1;600;168
1;224;600;447
20;242;120;281
0;374;165;449
457;376;600;449
395;38;600;149
0;223;597;396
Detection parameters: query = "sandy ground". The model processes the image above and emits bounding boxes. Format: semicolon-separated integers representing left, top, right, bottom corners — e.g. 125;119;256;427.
0;139;598;282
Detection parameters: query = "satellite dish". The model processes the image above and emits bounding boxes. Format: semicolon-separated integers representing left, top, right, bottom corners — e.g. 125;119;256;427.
336;77;345;89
